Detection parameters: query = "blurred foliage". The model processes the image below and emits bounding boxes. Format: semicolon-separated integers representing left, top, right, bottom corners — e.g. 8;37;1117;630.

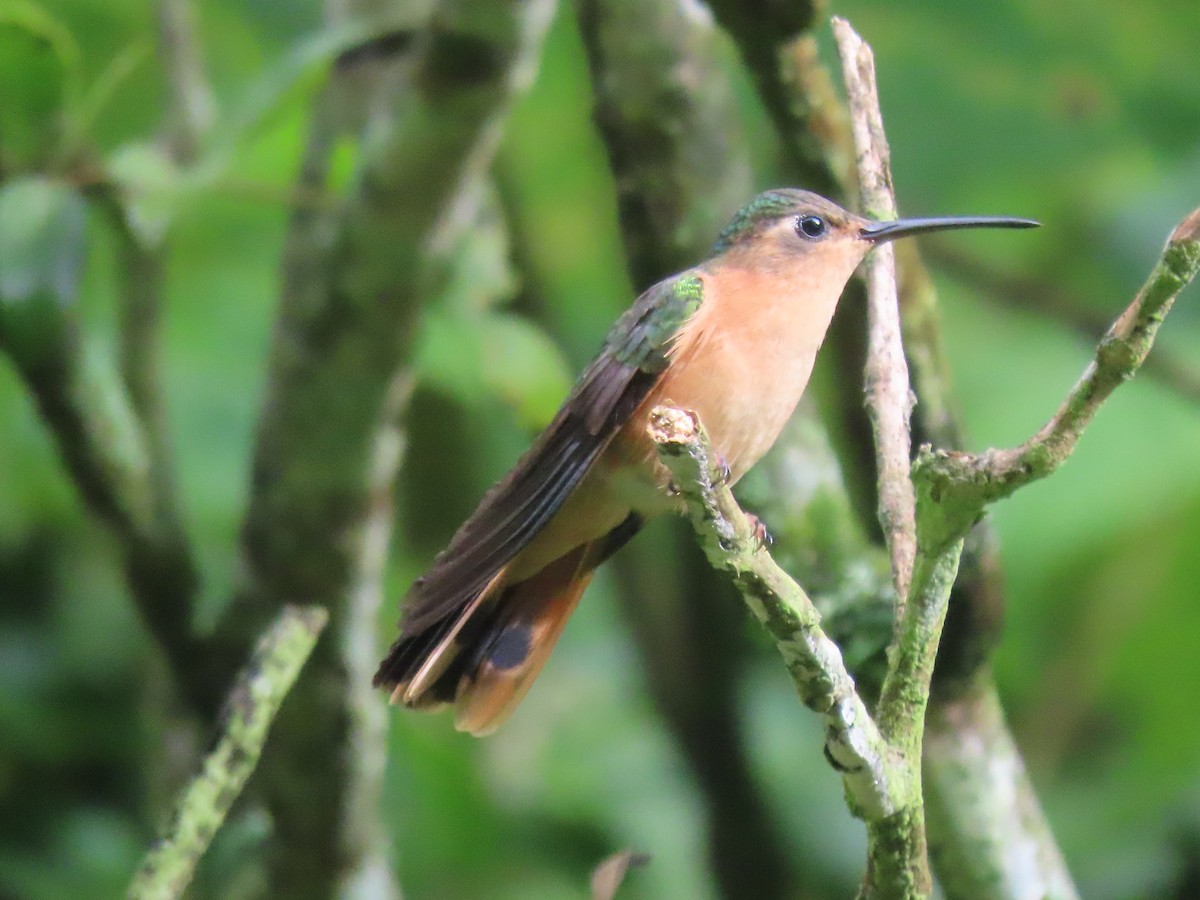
0;0;1198;898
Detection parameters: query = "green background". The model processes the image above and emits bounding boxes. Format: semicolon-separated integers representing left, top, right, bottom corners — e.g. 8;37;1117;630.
2;0;1199;897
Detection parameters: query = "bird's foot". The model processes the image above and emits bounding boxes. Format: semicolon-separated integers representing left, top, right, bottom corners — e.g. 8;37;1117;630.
712;452;732;486
745;513;773;549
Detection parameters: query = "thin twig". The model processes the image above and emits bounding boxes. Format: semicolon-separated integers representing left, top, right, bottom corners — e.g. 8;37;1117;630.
91;191;202;679
833;18;918;609
128;605;328;900
591;851;651;900
649;406;901;820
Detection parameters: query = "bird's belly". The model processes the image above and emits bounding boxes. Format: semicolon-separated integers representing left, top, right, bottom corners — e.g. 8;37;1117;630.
603;335;819;519
653;336;817;482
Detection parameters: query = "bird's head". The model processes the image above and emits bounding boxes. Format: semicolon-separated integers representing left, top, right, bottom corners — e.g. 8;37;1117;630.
710;188;1037;275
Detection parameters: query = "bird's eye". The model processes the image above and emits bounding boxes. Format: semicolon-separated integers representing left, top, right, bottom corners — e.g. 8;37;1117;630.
796;215;828;239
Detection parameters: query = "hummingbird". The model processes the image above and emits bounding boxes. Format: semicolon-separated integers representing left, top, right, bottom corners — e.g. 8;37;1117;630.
374;188;1036;735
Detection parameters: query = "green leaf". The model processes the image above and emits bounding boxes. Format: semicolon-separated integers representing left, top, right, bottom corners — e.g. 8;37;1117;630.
61;40;151;159
414;307;489;405
481;313;572;428
0;0;82;167
0;176;86;364
415;310;571;429
200;18;383;173
105;142;183;245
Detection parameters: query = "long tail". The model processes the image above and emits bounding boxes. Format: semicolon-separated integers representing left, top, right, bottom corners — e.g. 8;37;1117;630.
374;515;642;735
374;544;592;736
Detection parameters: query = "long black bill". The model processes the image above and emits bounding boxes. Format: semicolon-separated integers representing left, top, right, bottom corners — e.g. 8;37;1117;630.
860;216;1039;243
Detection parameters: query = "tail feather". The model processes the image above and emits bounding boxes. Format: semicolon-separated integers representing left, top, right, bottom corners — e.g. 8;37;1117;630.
373;543;594;735
453;545;594;735
400;568;508;705
374;514;645;734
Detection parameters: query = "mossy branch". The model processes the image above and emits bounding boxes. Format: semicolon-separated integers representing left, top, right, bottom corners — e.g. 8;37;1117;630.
128;605;328;900
0;178;215;715
831;17;1198;898
648;406;903;821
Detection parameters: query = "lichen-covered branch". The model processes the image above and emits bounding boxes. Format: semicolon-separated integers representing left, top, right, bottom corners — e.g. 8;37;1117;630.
739;411;896;700
899;204;1078;900
128;605;328;900
649;406;902;821
831;20;1060;898
708;11;1088;897
891;245;1011;693
831;44;942;897
819;18;1074;899
830;21;1198;898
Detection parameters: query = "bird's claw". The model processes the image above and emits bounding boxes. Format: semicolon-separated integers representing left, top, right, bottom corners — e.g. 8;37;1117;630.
745;513;773;548
713;453;732;486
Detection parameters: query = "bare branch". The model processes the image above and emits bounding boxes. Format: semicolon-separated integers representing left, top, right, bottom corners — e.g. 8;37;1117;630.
833;18;918;609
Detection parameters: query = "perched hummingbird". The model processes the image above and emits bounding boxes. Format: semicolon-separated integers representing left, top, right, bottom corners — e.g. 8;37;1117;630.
374;188;1036;735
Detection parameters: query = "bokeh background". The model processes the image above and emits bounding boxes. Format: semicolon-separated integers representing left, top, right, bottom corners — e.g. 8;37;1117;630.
2;0;1199;898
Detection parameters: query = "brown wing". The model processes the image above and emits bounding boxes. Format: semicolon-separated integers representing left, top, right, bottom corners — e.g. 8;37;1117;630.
373;272;703;690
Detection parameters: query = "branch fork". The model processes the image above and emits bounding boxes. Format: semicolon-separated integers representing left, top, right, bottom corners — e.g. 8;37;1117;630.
648;17;1200;899
649;405;901;820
